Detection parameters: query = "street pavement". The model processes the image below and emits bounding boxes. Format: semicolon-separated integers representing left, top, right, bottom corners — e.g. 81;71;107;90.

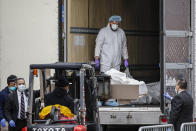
103;125;140;131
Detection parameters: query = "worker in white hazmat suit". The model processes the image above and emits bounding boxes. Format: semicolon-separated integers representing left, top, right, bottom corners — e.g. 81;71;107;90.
94;15;129;73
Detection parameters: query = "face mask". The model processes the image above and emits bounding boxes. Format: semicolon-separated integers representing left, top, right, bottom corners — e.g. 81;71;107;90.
175;87;178;94
111;24;118;31
9;86;16;91
67;88;69;93
18;85;26;92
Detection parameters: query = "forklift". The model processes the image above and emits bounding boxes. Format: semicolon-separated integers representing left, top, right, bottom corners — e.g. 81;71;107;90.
23;62;99;131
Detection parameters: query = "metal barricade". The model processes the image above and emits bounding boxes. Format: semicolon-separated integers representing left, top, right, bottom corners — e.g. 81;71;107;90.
138;124;174;131
180;122;196;131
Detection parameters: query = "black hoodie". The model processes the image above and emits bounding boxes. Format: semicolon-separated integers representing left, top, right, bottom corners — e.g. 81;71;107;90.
45;87;74;113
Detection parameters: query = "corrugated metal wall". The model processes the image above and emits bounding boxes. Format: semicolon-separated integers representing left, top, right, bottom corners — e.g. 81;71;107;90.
0;0;58;89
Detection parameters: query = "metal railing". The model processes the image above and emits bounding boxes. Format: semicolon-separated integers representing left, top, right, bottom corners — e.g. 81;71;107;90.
138;124;174;131
180;122;196;131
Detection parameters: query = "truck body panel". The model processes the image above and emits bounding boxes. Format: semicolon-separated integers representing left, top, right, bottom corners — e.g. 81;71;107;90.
99;107;162;125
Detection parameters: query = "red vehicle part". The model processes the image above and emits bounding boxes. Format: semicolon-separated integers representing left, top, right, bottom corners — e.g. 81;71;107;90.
74;125;87;131
22;126;27;131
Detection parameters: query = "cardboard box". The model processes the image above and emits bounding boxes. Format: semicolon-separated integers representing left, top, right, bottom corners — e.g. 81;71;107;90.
111;84;139;100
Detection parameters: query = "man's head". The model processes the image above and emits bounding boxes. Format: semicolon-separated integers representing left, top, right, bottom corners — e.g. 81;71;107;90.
16;78;26;92
108;15;121;31
55;76;71;92
176;79;187;93
7;75;17;91
17;78;25;86
7;75;17;87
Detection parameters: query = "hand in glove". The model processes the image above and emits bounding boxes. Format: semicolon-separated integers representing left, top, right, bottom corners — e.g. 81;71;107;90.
97;101;102;107
95;59;100;68
164;92;172;100
124;60;129;67
0;118;6;127
9;120;15;127
105;100;119;106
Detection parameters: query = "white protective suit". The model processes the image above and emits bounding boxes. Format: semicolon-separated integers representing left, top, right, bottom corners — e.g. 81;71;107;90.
95;24;128;72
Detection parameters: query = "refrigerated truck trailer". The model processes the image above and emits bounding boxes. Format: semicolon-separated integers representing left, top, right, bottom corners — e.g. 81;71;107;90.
0;0;196;129
62;0;196;128
96;0;196;129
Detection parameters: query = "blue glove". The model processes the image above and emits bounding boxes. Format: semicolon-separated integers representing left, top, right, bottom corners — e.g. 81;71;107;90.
9;120;15;127
95;59;100;68
97;101;102;107
105;100;119;106
0;118;6;127
164;92;172;100
124;60;128;67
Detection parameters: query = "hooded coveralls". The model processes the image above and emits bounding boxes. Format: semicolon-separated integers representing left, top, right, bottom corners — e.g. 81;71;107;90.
95;24;128;72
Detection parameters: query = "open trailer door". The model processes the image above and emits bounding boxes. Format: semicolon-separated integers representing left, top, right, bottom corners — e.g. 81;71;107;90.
160;0;193;113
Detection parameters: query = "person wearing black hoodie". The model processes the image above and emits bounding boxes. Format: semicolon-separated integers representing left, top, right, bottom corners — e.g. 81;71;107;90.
45;76;74;113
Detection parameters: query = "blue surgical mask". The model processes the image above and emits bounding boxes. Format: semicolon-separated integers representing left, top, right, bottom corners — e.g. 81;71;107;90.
9;86;16;91
18;85;26;92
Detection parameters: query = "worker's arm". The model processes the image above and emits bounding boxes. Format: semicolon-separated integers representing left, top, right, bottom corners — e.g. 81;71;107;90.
95;29;105;58
0;92;4;120
4;94;13;122
67;95;74;114
121;30;128;60
95;56;99;60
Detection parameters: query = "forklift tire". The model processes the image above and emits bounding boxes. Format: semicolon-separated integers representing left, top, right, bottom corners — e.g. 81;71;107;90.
100;125;108;131
87;123;98;131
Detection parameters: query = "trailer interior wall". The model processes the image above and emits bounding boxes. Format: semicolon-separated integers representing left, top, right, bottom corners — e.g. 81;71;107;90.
67;0;159;82
0;0;58;89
